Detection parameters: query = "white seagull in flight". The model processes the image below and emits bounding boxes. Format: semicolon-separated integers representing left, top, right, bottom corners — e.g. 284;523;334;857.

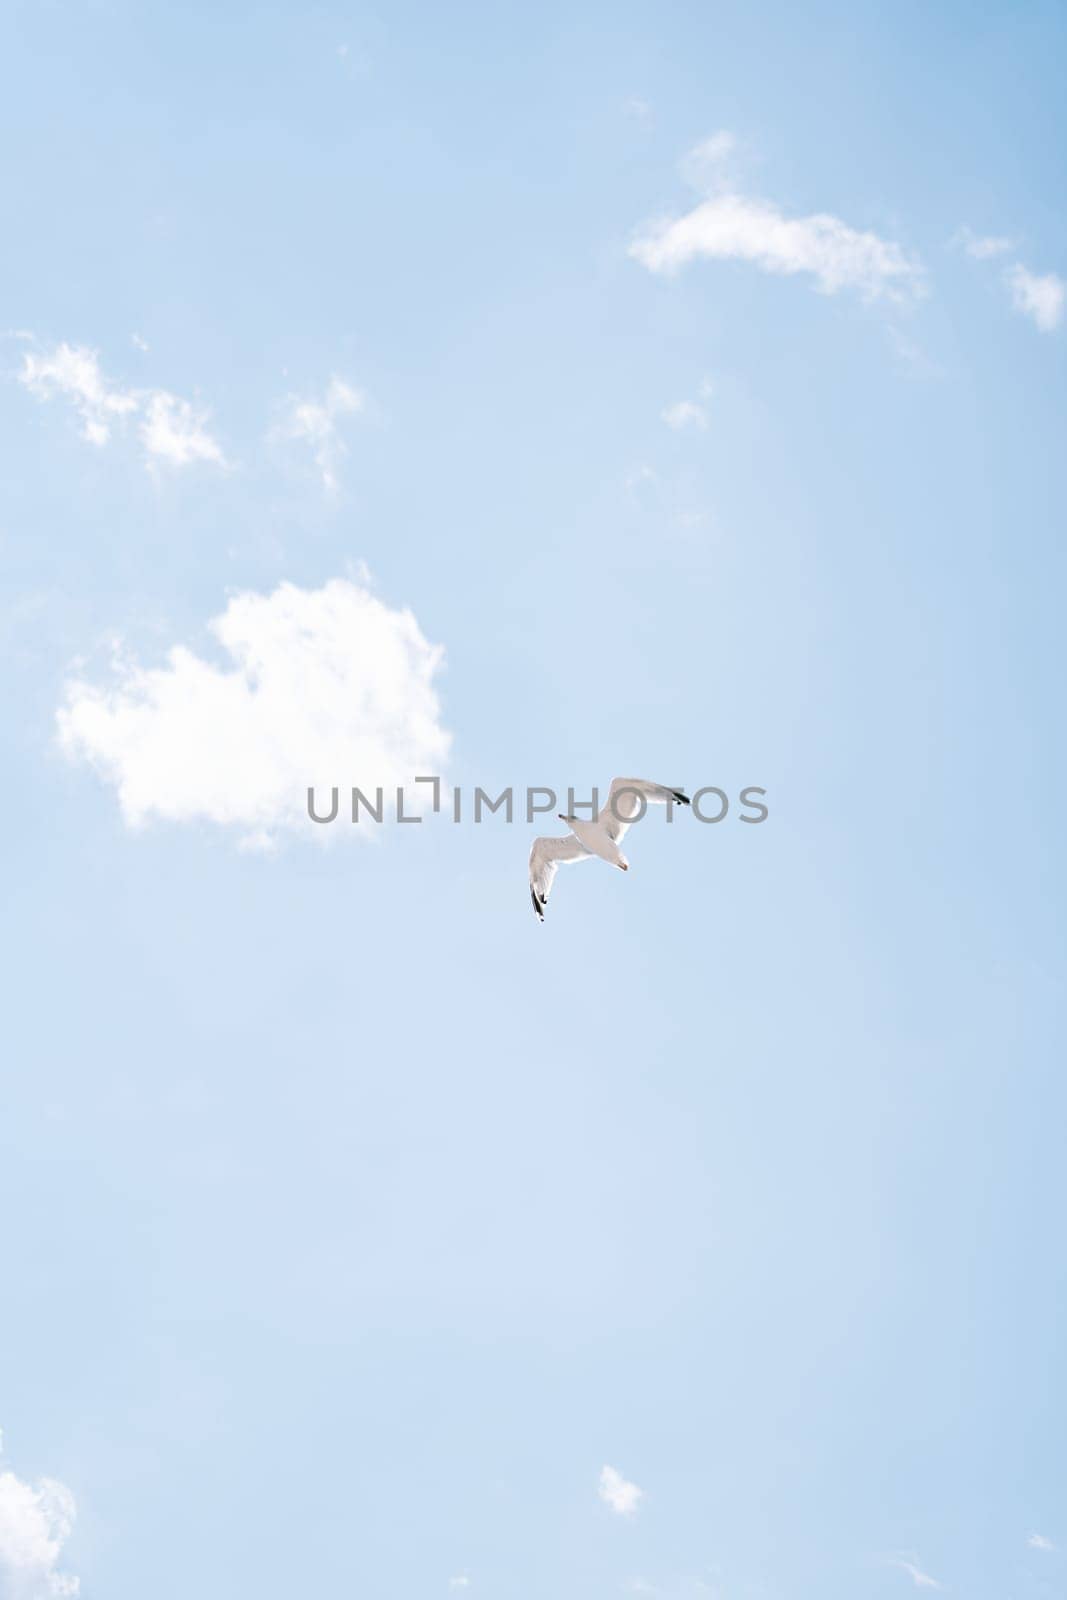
528;777;690;921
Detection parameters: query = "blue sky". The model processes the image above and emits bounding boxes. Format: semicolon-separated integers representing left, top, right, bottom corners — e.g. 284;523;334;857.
1;2;1066;1596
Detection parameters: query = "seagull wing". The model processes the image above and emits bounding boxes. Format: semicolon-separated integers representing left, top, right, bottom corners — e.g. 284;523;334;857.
529;833;592;921
598;777;691;843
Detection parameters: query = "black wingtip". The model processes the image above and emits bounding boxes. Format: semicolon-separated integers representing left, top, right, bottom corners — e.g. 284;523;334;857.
673;790;691;805
530;887;545;922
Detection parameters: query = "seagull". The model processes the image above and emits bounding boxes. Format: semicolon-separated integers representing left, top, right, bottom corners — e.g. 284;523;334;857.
528;777;690;921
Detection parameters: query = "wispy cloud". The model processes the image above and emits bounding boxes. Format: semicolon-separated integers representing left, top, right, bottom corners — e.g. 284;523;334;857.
631;131;925;306
336;40;369;78
0;1433;80;1598
886;325;943;379
661;400;707;431
57;575;450;849
889;1557;943;1590
1006;263;1065;332
599;1465;643;1516
448;1577;470;1590
624;463;657;495
1028;1532;1055;1552
954;226;1015;260
276;375;365;491
678;131;740;191
17;339;225;467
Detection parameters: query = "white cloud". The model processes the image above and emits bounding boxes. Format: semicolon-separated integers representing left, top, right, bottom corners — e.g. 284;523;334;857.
19;342;139;446
661;400;707;431
624;97;652;124
890;1558;942;1590
955;231;1064;333
278;376;365;491
140;392;225;467
17;341;224;467
1006;263;1065;332
131;333;149;352
1028;1532;1055;1552
631;132;924;306
57;576;451;847
0;1436;79;1600
599;1465;643;1517
448;1577;470;1590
